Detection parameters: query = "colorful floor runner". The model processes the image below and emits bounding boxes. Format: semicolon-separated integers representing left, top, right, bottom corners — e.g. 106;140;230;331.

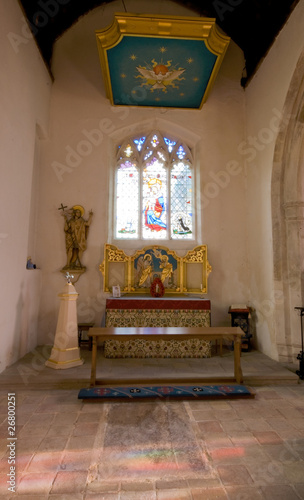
78;384;254;400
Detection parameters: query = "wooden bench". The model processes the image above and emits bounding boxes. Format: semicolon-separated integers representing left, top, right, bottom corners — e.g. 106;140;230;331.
88;326;244;386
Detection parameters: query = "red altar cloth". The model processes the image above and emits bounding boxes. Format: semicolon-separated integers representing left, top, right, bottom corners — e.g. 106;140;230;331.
106;297;211;311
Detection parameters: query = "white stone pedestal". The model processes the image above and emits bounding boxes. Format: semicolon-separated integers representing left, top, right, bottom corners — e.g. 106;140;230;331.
45;282;84;369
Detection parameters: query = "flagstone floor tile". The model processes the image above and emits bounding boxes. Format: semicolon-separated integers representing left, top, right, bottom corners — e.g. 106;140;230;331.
225;485;264;499
209;447;245;464
60;449;93;471
50;470;88;494
191;488;228;500
245;461;287;486
253;430;284;445
293;484;304;499
84;493;119;500
216;464;254;485
26;451;64;473
156;489;191;499
50;494;84;500
260;484;302;499
16;472;56;495
8;496;47;500
0;346;303;497
46;424;75;437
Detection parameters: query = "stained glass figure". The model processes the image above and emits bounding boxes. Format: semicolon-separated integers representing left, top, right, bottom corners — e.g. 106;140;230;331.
171;162;192;239
115;131;193;240
142;160;167;239
116;161;139;238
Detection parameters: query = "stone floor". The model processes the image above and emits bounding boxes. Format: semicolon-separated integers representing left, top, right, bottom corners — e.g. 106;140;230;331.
0;345;304;499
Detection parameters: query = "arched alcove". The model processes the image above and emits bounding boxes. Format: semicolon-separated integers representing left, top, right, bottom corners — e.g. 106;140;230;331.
272;49;304;363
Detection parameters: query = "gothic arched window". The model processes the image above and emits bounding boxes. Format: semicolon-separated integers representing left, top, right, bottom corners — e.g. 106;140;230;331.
115;131;194;240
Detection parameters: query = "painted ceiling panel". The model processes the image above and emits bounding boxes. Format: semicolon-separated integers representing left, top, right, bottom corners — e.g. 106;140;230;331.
96;14;230;109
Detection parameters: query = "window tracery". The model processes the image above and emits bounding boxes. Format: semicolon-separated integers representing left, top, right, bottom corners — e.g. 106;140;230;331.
115;131;194;240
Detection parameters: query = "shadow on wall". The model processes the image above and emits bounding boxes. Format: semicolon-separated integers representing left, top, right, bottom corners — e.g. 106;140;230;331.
14;270;42;363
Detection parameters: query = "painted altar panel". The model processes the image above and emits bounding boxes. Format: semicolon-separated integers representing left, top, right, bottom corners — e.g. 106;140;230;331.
100;244;212;294
131;246;181;293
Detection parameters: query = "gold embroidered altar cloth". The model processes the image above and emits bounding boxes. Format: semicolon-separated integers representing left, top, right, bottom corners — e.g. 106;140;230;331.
104;297;211;358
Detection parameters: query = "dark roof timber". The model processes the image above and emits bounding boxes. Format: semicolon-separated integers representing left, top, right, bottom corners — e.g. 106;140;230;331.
18;0;300;86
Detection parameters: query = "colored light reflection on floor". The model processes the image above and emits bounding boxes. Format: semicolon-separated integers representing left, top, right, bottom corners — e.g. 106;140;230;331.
120;448;178;470
98;445;208;477
211;447;245;460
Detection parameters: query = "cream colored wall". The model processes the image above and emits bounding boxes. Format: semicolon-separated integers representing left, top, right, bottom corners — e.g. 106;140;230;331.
4;0;302;370
0;1;51;371
36;0;248;345
244;0;304;359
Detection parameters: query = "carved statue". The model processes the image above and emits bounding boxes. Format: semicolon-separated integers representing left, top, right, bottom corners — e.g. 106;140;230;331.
58;204;93;271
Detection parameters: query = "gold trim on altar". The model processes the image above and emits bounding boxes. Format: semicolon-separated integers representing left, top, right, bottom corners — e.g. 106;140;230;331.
100;244;212;294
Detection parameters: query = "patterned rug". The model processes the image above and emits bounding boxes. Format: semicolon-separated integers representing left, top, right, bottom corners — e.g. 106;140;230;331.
78;384;254;400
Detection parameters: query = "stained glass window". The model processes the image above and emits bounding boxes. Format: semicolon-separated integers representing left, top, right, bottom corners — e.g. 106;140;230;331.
133;137;146;151
115;131;193;240
116;161;139;238
171;162;192;239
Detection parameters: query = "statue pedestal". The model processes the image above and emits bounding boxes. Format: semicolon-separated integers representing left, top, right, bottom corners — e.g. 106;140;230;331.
45;282;84;369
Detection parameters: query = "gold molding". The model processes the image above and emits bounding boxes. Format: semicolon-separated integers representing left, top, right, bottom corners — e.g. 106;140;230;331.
96;13;230;109
100;243;211;294
182;245;212;293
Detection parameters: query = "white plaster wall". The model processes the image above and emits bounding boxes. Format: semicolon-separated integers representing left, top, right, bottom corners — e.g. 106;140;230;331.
36;0;248;345
0;1;51;372
245;0;304;359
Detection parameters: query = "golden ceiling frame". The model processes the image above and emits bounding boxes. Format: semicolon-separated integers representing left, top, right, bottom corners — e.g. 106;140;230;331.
96;13;230;109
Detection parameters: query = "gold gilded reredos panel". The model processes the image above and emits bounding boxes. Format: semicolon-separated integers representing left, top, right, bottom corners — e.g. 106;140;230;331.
100;244;212;294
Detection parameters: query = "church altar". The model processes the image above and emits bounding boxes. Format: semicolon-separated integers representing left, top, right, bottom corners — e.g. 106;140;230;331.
104;296;211;358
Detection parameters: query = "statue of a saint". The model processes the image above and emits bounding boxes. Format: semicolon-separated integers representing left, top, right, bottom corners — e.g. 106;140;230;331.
59;205;93;270
159;254;173;285
138;253;153;287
